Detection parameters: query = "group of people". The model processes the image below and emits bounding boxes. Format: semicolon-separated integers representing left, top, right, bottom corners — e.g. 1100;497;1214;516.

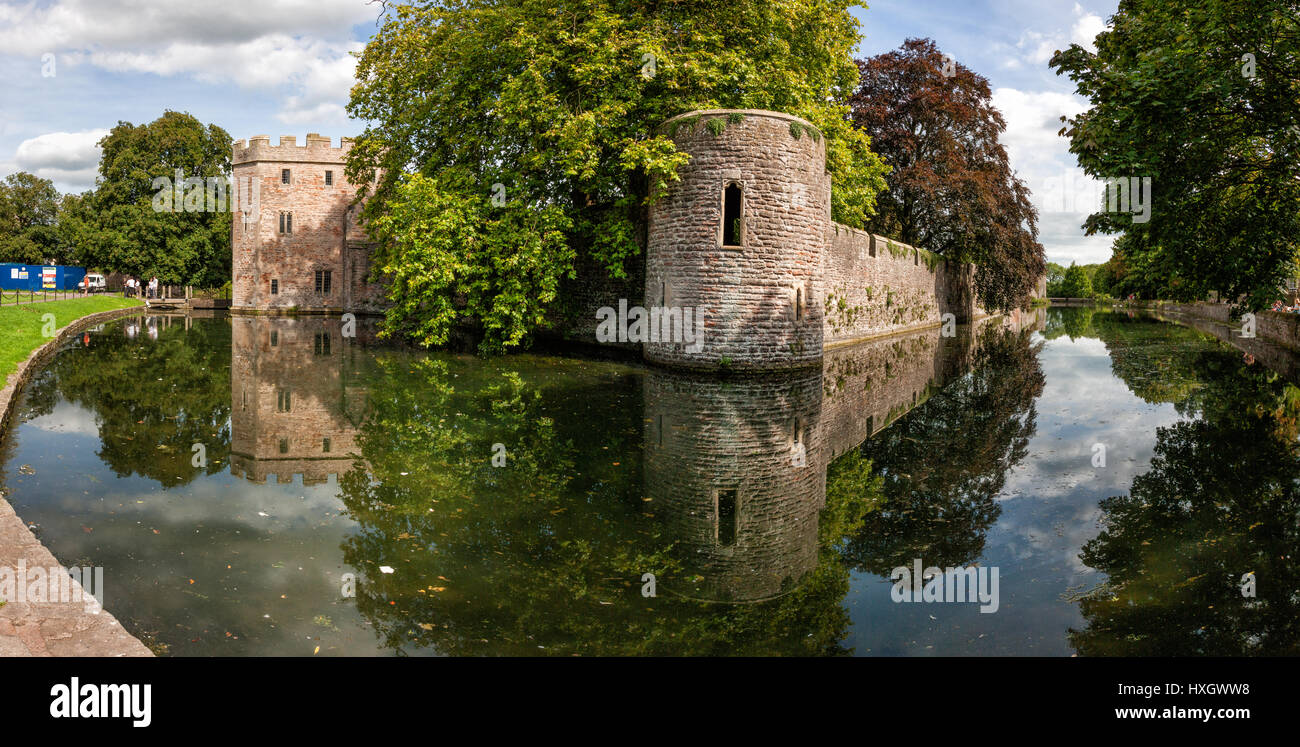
124;276;161;299
1269;300;1300;314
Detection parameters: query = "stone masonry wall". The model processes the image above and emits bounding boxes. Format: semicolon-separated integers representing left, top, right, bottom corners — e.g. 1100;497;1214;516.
232;134;385;314
645;110;831;371
822;225;979;347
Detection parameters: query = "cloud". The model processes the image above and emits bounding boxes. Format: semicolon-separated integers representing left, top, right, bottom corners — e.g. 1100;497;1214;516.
1014;3;1109;67
992;87;1113;265
11;129;108;191
0;0;372;125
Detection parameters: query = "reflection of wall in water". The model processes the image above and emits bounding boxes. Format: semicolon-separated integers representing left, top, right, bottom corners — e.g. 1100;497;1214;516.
644;307;1044;602
643;369;825;603
230;316;374;484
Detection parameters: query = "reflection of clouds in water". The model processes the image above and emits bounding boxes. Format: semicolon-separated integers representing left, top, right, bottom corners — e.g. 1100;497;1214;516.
25;399;100;436
993;334;1187;574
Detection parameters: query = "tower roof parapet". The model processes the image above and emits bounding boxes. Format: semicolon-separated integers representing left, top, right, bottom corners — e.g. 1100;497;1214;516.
233;133;356;165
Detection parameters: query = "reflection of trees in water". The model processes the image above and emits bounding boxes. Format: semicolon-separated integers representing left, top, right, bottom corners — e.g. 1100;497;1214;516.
840;325;1044;575
1071;357;1300;655
335;355;868;655
18;316;231;488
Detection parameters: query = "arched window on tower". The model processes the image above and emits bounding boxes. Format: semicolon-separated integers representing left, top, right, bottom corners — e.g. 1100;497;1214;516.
722;182;743;248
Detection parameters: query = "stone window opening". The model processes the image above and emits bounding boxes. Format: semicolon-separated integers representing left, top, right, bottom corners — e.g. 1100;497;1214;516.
315;269;333;295
324;170;333;186
270;278;279;295
716;488;738;546
314;331;331;356
278;438;288;454
794;286;804;321
721;181;743;248
270;329;278;346
276;389;291;413
279;211;292;235
323;438;331;453
281;169;291;185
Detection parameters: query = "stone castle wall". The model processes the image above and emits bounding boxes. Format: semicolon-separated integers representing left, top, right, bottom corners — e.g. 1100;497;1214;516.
232;134;385;315
644;110;831;370
822;226;979;348
642;108;990;372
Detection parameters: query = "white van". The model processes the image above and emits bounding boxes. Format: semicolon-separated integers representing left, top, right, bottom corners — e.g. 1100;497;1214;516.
84;273;107;292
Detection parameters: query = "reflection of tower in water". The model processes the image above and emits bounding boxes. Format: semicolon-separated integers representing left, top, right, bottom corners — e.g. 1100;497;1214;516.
230;316;372;485
643;309;1047;603
643;368;825;603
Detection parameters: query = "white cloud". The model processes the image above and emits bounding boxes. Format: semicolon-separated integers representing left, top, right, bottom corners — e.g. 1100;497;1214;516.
1014;3;1109;67
0;0;372;125
993;87;1113;265
12;129;108;191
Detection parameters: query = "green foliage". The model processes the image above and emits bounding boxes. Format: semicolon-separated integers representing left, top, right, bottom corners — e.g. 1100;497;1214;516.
347;0;889;351
1051;0;1300;311
1059;262;1093;298
75;111;233;286
0;172;61;263
367;174;574;354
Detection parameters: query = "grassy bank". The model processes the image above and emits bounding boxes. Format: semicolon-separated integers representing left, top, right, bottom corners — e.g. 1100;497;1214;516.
0;295;144;381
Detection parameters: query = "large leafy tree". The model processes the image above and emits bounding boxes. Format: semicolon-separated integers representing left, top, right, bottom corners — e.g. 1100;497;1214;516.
1051;0;1300;310
1059;262;1093;298
0;171;61;264
849;38;1046;312
347;0;889;353
83;111;233;287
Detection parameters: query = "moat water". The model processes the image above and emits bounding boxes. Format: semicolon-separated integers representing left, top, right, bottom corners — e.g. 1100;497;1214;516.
3;306;1298;656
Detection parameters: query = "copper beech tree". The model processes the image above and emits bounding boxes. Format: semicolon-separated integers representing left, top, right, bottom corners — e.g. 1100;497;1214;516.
850;38;1045;312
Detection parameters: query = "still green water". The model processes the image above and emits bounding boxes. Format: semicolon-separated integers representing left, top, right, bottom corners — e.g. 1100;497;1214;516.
2;307;1297;655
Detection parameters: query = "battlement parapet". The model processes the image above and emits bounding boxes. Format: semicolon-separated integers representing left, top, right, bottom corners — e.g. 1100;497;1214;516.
233;133;356;165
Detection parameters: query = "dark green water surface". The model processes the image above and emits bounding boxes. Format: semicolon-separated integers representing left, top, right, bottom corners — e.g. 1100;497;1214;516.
3;307;1298;655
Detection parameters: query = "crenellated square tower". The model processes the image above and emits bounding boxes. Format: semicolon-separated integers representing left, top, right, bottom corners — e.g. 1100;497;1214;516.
231;133;386;314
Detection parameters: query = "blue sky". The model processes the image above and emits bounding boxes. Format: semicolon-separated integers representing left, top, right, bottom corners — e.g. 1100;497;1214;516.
0;0;1118;265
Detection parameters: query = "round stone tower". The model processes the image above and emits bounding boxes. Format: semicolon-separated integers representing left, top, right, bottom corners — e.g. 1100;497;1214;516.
644;109;831;371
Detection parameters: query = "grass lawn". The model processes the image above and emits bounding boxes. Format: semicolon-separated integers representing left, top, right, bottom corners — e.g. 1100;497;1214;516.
0;295;144;382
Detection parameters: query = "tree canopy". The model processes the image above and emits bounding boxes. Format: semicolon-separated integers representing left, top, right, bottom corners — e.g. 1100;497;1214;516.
79;111;233;286
850;38;1046;312
1051;0;1300;309
0;171;61;264
347;0;890;353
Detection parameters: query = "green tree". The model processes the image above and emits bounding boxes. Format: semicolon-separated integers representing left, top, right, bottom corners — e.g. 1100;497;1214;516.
1051;0;1300;310
1059;262;1092;298
84;111;233;287
0;171;61;263
347;0;889;353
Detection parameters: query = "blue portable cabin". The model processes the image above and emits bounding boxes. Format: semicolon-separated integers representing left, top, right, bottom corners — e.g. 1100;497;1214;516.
0;264;87;291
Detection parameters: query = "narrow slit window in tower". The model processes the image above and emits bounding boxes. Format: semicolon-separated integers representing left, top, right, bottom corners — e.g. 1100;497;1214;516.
722;182;743;247
716;488;738;546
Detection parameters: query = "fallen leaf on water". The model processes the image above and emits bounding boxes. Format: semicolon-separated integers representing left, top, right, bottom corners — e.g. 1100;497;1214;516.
313;646;320;655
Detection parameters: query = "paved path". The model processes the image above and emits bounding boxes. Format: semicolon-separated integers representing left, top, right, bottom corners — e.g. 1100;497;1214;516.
0;304;152;657
0;499;151;656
